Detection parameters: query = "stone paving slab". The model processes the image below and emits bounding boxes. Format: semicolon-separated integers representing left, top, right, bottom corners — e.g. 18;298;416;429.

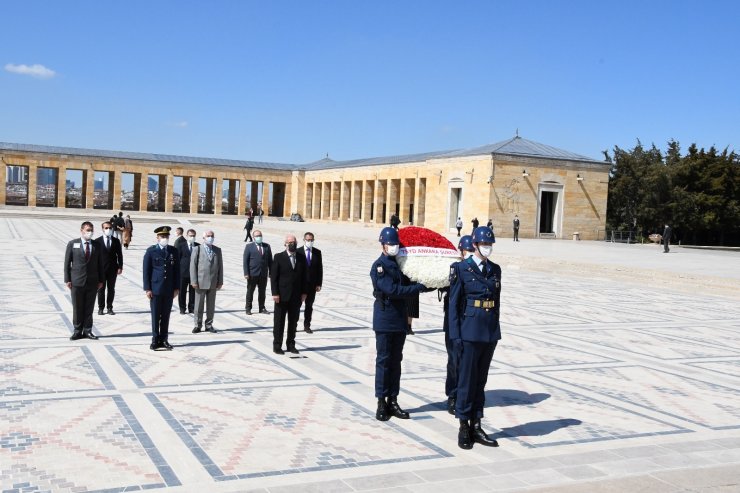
0;212;739;492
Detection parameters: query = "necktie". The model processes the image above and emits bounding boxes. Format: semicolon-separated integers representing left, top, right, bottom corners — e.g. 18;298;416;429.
306;248;311;266
258;245;262;256
85;242;90;261
290;255;295;269
481;261;488;277
106;237;110;249
188;244;192;254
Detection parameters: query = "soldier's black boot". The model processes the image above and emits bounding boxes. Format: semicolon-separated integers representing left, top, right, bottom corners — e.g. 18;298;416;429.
376;398;390;421
447;397;456;415
471;418;499;447
458;419;473;450
387;397;410;419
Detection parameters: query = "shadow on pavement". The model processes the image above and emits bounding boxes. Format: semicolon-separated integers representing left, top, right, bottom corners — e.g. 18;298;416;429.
486;389;551;407
490;418;582;439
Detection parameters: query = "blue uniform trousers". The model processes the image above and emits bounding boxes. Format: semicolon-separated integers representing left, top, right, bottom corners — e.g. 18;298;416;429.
455;340;497;420
374;332;406;398
445;331;461;398
150;294;173;345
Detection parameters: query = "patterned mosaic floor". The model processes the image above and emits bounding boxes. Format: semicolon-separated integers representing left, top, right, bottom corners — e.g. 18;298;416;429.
1;214;739;492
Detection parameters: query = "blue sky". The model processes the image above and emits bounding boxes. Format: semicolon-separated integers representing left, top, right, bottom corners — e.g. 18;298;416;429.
2;0;738;164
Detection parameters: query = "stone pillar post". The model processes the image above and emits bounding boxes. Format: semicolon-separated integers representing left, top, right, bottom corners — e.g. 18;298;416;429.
27;163;38;207
85;166;95;210
165;172;174;213
214;177;223;215
112;170;122;211
412;176;421;226
262;180;270;215
139;174;148;212
0;158;6;205
190;176;199;214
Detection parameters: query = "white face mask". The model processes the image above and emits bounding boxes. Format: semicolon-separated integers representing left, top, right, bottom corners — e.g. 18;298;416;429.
158;238;169;247
386;245;400;256
103;228;113;237
205;236;214;245
304;241;314;249
82;231;93;240
187;236;195;244
478;245;492;258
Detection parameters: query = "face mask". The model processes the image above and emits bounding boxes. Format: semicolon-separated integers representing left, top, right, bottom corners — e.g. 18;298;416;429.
254;236;263;244
478;245;492;258
205;236;214;245
304;241;314;249
386;245;399;256
82;231;93;240
103;228;113;237
158;238;169;247
286;242;297;253
187;236;195;244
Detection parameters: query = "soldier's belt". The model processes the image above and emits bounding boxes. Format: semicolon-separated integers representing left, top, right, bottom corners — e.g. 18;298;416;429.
467;299;495;309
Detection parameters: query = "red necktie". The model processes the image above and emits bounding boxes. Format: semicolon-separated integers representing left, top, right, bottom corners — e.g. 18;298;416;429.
85;242;90;261
258;245;262;256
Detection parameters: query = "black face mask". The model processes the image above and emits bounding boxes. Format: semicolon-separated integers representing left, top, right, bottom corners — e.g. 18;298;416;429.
287;242;297;253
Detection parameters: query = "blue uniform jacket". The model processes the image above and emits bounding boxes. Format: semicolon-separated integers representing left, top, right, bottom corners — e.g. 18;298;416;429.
448;256;501;343
370;254;424;333
143;244;181;296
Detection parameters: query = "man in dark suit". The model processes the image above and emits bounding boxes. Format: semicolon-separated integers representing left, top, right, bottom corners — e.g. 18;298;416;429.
64;221;104;340
143;226;180;351
243;229;272;315
94;221;124;316
173;227;186;249
177;229;198;314
270;234;308;354
297;231;323;334
662;224;672;253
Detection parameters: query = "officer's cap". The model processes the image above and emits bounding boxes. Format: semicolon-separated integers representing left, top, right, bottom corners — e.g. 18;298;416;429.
472;226;495;244
153;226;171;236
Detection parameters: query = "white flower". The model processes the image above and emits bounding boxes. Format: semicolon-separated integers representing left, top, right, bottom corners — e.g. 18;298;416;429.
397;250;460;288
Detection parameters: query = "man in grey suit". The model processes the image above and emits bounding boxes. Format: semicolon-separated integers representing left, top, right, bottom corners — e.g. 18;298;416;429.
64;221;104;340
243;229;272;315
190;230;223;333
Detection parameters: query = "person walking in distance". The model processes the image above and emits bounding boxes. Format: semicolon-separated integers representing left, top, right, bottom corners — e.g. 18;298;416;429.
177;229;198;314
662;224;672;253
243;214;254;242
243;230;272;315
512;215;520;242
65;221;104;340
94;221;123;316
190;230;223;334
298;232;323;334
270;234;308;354
456;217;463;237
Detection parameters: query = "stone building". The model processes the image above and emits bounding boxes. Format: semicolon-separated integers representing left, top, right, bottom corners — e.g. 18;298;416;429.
1;136;609;239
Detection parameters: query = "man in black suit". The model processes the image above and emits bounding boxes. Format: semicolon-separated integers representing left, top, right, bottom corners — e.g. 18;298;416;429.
94;221;124;316
177;229;198;314
243;229;272;315
270;234;308;354
297;231;323;334
173;227;186;249
662;224;672;253
64;221;104;340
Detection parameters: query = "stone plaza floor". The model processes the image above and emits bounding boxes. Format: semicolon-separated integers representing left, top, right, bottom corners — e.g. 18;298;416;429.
1;210;739;493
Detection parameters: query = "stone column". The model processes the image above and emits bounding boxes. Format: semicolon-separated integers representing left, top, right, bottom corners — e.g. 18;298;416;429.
112;170;122;211
27;163;38;207
165;172;174;213
412;176;421;226
85;166;95;209
399;178;410;225
190;176;199;214
372;178;382;223
262;180;270;215
312;182;320;219
139;174;148;212
239;179;248;215
0;158;6;205
214;177;223;215
349;181;356;221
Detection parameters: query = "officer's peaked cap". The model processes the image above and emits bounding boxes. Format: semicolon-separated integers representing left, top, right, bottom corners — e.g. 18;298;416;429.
378;227;400;245
472;226;495;243
154;226;172;235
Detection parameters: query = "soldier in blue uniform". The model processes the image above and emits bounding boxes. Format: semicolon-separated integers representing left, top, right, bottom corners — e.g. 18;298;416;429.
449;226;501;449
439;235;476;414
143;226;180;351
370;227;429;421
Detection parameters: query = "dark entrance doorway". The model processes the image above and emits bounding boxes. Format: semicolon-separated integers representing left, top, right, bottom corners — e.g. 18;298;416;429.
539;191;557;234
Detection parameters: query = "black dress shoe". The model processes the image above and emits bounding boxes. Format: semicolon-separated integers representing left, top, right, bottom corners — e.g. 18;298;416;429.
162;341;173;350
192;327;201;333
205;327;217;333
245;309;252;316
387;398;410;419
447;397;456;415
70;331;84;341
188;309;194;314
304;327;313;334
150;342;160;351
376;398;390;421
406;325;415;335
107;309;115;315
83;331;99;340
98;308;105;315
458;420;473;449
180;309;186;315
287;347;299;354
259;309;270;314
471;419;498;447
273;347;284;355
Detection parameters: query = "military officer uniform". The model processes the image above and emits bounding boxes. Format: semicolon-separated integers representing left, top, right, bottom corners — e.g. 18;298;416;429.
370;227;427;421
143;226;181;350
449;226;501;449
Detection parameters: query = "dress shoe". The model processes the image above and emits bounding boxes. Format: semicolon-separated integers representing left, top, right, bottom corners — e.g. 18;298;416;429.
107;309;115;315
98;308;105;315
245;309;253;316
192;327;201;333
162;341;173;350
471;419;498;447
150;342;160;351
406;326;415;335
83;330;99;340
387;397;410;419
70;331;84;341
188;309;194;314
273;347;285;355
180;309;186;315
259;309;270;315
458;420;473;449
287;347;299;354
206;326;217;333
447;397;456;415
304;327;313;334
376;398;390;421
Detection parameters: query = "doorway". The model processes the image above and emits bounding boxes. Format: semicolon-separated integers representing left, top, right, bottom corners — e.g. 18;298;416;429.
448;185;462;230
537;183;563;238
